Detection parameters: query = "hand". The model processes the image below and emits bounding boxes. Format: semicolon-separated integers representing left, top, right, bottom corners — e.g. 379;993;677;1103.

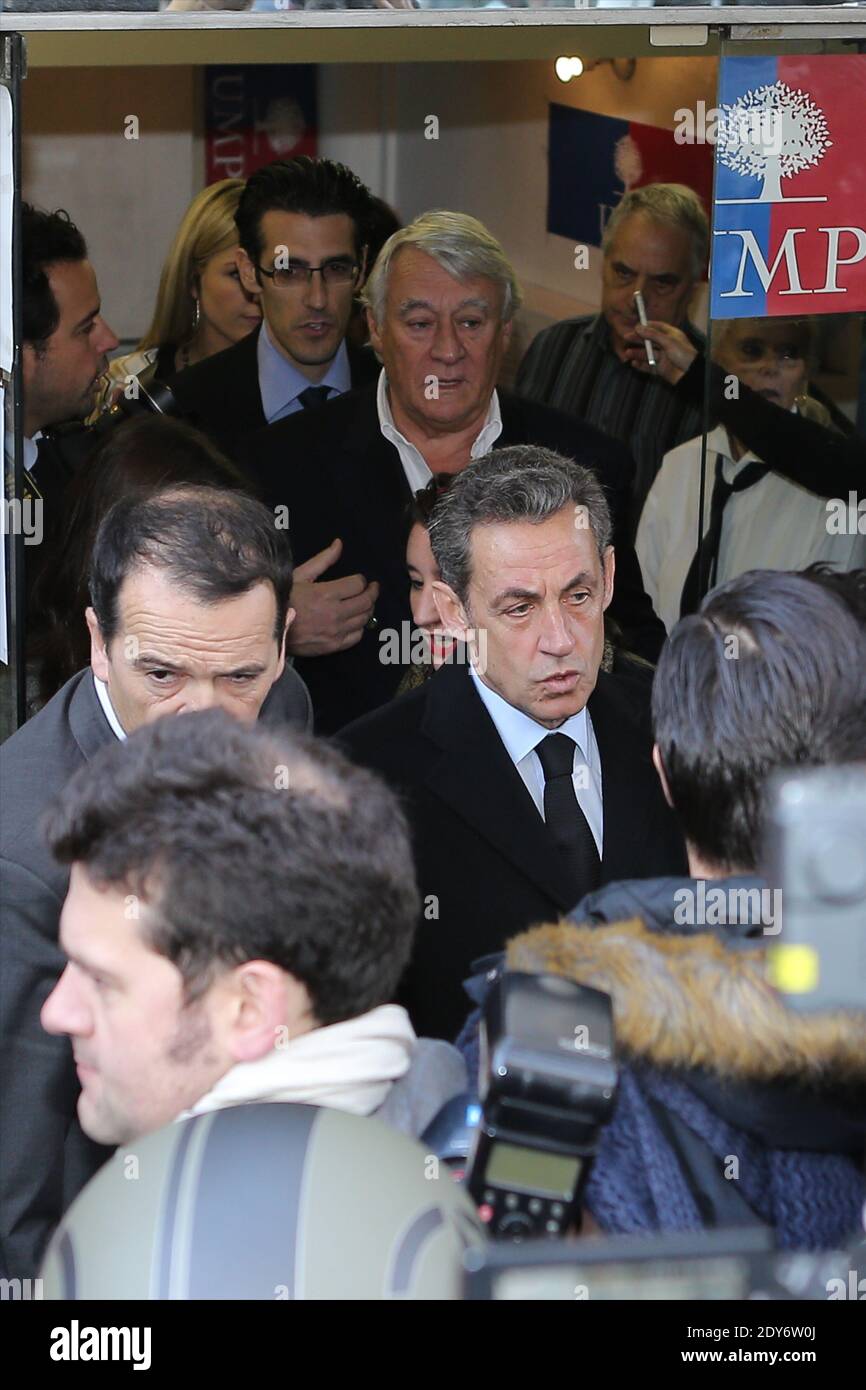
621;321;699;386
288;538;380;658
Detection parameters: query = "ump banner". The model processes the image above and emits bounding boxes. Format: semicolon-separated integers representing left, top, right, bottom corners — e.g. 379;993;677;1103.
547;104;713;250
711;55;866;318
205;66;317;185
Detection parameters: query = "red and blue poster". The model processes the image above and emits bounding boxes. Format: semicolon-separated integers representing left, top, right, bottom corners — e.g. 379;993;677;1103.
711;55;866;318
547;104;714;249
204;66;317;185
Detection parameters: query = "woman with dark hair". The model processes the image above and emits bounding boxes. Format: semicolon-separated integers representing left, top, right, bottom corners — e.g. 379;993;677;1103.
27;414;250;712
399;475;456;694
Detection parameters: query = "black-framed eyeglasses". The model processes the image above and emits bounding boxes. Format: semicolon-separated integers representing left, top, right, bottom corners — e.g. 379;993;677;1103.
257;259;361;289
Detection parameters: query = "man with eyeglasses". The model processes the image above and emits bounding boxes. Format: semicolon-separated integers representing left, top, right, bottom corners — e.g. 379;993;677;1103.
171;157;382;672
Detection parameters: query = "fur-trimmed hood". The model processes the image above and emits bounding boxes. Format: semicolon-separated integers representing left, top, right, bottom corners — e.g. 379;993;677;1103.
506;916;866;1087
489;875;866;1158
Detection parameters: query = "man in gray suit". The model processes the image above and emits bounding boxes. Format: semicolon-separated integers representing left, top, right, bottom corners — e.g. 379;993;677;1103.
0;484;311;1280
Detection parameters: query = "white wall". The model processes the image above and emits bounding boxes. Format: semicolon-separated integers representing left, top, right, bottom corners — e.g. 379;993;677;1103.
22;66;200;344
22;54;718;358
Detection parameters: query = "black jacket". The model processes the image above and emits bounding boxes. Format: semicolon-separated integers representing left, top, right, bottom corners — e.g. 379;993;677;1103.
340;660;687;1041
168;325;381;464
248;383;666;733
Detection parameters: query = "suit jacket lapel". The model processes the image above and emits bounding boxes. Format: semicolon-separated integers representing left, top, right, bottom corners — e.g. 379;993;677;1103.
496;389;526;448
68;670;117;762
234;328;267;434
421;663;580;911
335;390;413;556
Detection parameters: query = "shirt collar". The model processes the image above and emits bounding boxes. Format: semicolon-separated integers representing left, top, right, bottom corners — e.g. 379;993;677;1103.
376;369;503;467
707;423;764;478
257;318;351;423
468;664;589;764
92;672;127;741
4;428;41;473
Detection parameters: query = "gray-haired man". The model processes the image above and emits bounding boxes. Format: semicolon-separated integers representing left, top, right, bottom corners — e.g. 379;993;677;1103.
248;210;665;733
516;183;709;521
340;446;686;1041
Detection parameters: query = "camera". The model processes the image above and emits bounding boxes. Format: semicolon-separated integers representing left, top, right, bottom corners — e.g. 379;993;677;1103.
765;763;866;1013
35;372;182;479
464;972;618;1239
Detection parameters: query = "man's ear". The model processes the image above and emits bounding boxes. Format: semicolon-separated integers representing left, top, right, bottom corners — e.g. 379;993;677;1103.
236;245;260;298
225;960;315;1065
86;606;111;684
356;244;369;289
652;743;675;809
366;306;383;357
601;545;616;612
275;609;295;681
432;581;472;642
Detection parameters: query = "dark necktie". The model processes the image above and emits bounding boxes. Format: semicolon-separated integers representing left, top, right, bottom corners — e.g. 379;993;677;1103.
679;453;769;618
297;386;332;411
535;733;601;900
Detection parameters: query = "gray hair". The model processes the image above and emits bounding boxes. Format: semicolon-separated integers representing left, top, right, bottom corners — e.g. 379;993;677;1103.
361;210;523;325
428;446;612;606
602;183;709;281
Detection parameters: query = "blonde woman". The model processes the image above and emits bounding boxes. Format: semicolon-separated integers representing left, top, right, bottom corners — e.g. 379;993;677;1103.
92;179;261;414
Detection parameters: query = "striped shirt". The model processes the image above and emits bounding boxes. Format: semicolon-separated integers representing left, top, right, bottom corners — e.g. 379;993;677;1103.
516;312;706;527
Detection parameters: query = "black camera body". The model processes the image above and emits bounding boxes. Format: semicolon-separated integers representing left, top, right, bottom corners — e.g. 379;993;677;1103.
465;972;618;1240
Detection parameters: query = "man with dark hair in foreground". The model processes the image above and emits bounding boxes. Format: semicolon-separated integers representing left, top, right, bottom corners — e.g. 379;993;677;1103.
458;568;866;1249
39;710;463;1150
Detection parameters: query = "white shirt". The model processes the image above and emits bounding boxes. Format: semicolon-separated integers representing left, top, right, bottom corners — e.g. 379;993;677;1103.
636;421;866;634
4;431;40;477
376;369;503;494
93;673;127;741
469;664;604;856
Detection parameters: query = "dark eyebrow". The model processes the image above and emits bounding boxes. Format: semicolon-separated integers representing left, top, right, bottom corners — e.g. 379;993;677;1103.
64;949;122;986
273;254;354;267
492;572;595;608
73;304;100;332
131;654;268;679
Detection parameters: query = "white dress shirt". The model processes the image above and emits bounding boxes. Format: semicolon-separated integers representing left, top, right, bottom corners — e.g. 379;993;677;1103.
637;421;866;634
469;664;604;856
93;674;127;741
376;369;503;494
